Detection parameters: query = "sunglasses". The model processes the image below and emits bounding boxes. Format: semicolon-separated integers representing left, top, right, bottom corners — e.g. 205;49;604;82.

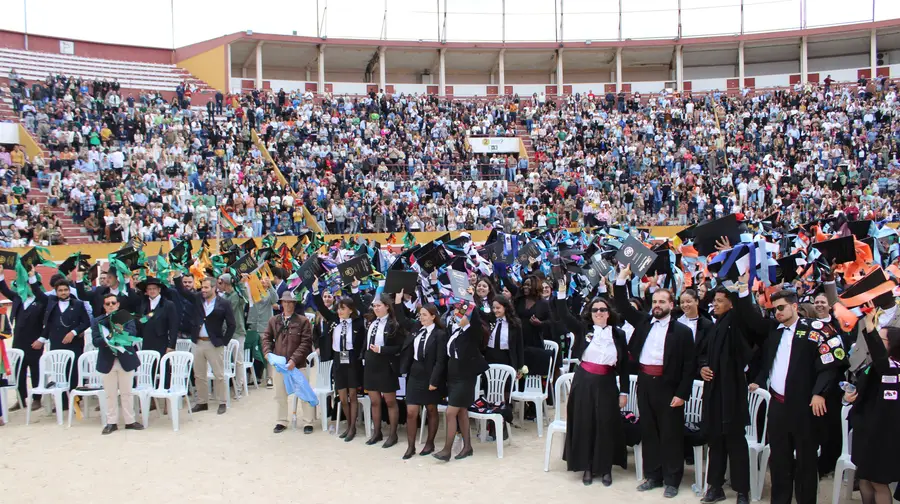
773;304;791;312
591;307;609;313
104;301;119;306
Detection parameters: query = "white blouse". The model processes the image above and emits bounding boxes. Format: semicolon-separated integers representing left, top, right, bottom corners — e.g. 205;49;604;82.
413;324;436;361
367;315;389;347
582;325;618;366
488;317;510;350
331;319;354;352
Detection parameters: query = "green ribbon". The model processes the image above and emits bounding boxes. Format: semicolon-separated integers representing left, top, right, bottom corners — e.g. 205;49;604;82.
13;257;31;300
155;254;173;287
107;255;130;288
211;255;227;279
262;235;276;250
33;247;57;268
403;232;416;248
107;323;142;355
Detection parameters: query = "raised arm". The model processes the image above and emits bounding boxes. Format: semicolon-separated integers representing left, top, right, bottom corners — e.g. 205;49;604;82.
613;266;645;328
0;278;18;303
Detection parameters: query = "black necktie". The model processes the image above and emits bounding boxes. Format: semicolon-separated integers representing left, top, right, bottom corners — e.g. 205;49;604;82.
416;328;427;360
369;318;382;346
339;320;350;351
493;319;503;349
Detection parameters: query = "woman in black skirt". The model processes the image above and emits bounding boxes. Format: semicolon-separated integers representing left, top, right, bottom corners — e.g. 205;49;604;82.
358;292;404;448
555;279;628;486
848;304;900;504
397;302;447;460
314;280;366;442
482;295;525;379
433;304;490;461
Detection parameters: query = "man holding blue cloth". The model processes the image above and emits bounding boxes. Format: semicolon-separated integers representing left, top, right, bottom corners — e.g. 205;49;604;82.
262;290;315;434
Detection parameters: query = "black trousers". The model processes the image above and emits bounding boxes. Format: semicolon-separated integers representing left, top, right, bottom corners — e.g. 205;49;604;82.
706;428;751;493
816;391;843;477
767;399;819;504
638;373;685;487
16;346;41;403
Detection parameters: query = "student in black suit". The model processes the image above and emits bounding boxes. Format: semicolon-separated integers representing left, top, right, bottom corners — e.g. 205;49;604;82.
744;288;844;504
482;295;525;378
32;278;91;410
181;276;236;415
614;264;695;498
0;273;47;411
397;302;447;460
356;290;404;448
91;293;143;435
698;286;754;504
313;279;366;442
134;277;179;403
75;267;137;316
556;281;629;486
433;303;490;462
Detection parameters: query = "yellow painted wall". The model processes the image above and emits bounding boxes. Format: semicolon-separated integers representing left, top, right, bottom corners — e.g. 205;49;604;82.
17;124;42;161
177;45;226;92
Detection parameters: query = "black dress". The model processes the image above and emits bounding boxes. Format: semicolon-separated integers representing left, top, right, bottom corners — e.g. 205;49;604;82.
556;297;629;475
446;309;490;408
850;328;900;484
363;315;403;393
397;306;447;406
314;292;365;390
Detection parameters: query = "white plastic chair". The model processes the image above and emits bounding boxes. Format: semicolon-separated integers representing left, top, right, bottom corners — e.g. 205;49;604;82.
67;350;107;427
471;364;516;458
82;328;96;352
0;348;24;424
627;375;644;480
148;351;194;431
26;349;75;426
133;350;160;427
832;405;856;504
686;380;706;495
336;393;373;439
511;340;558;437
175;339;194;353
543;372;574;471
746;388;771;501
207;339;239;409
560;333;577;373
307;352;334;432
242;347;258;394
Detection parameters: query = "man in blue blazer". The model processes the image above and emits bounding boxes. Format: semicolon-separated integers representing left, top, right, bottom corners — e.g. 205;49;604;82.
91;293;143;435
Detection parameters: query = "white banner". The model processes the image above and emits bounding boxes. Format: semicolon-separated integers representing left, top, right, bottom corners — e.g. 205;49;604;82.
467;136;521;154
0;123;20;145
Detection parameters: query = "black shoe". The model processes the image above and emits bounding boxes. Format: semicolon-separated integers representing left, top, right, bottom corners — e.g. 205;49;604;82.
217;404;227;415
736;493;750;504
402;448;416;460
365;434;383;445
637;480;663;492
663;486;678;498
125;422;144;431
701;487;727;503
454;448;473;460
583;471;593;486
419;447;434;456
344;429;357;442
273;424;287;434
601;473;612;487
101;424;118;435
191;403;209;413
303;426;313;434
8;404;22;412
432;451;451;462
30;400;42;411
338;429;349;439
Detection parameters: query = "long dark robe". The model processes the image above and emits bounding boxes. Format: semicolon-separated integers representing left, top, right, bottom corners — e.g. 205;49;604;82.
701;310;752;437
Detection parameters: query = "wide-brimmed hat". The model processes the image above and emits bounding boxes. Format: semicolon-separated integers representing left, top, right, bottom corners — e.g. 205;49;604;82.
279;290;299;303
136;277;166;291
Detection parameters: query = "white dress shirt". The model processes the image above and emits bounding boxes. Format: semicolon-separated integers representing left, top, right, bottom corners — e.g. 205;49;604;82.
332;319;354;352
447;323;462;358
879;305;898;330
582;325;618;366
148;295;161;311
639;315;670;365
198;298;216;338
414;324;436;360
368;315;389;347
488;317;510;350
770;319;799;395
677;314;700;341
58;299;71;313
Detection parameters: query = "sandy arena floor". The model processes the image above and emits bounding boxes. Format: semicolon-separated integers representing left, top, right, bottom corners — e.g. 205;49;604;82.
1;381;845;504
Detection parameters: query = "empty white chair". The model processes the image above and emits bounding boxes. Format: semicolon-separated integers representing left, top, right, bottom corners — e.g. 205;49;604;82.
627;375;644;481
511;340;558;437
242;347;258;395
470;364;516;458
544;372;574;471
67;350;107;427
82;328;96;353
175;339;194;353
26;350;75;426
206;339;239;409
832;405;856;504
0;348;24;423
686;380;706;495
560;333;577;373
307;353;334;432
746;388;771;501
133;350;160;427
148;351;194;431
